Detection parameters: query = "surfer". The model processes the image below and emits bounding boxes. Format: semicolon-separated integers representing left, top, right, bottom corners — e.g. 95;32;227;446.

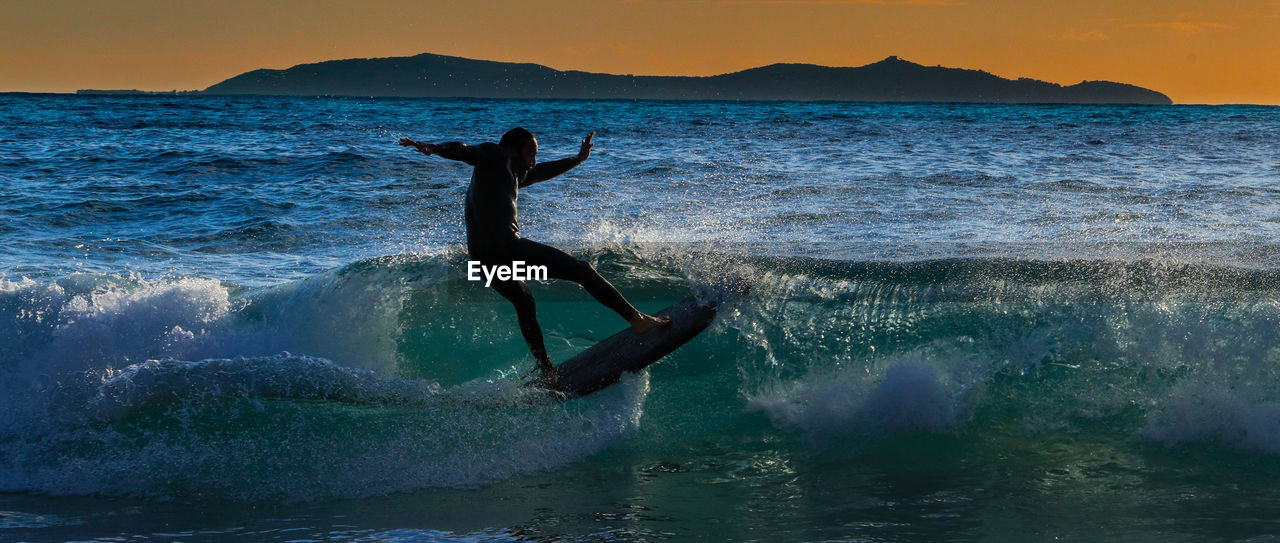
399;128;670;384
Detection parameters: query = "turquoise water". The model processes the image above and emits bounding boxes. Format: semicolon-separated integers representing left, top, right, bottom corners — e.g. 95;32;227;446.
3;95;1280;541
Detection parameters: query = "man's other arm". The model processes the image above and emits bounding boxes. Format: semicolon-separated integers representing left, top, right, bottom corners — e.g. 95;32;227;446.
521;131;594;187
399;138;485;165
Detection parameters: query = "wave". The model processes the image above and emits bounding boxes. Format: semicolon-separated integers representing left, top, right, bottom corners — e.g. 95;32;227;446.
0;249;681;501
5;249;1280;500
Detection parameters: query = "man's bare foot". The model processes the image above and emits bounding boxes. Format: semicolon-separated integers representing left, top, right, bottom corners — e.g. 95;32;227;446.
630;313;671;334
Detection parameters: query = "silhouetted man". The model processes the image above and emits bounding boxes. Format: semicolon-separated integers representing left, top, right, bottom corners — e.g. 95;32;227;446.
400;128;669;384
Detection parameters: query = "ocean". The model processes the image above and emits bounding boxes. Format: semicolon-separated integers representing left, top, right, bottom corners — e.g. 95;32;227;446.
3;94;1280;541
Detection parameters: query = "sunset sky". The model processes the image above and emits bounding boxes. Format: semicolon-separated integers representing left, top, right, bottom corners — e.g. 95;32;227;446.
2;0;1277;104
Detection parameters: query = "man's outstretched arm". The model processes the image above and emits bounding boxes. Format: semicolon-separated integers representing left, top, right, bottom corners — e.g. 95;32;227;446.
522;131;594;187
399;138;482;165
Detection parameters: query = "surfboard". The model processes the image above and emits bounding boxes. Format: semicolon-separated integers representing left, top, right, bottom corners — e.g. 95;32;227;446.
533;295;718;398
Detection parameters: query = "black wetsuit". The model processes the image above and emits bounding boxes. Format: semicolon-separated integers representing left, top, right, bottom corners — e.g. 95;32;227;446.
441;141;640;364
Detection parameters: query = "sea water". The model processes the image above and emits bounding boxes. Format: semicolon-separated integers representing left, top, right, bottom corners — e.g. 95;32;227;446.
3;95;1280;541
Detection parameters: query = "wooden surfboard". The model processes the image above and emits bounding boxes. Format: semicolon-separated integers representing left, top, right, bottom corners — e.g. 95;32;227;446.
535;296;717;398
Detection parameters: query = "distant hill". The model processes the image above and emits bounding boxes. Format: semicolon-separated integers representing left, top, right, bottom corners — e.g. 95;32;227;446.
203;53;1172;104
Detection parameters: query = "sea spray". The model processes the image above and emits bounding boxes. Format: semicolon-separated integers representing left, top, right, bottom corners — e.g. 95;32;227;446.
748;356;975;438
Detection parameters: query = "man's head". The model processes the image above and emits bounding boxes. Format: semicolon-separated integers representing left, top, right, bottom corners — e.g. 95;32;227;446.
499;127;538;173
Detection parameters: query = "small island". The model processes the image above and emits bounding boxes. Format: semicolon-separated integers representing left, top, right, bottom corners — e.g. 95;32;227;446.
202;53;1172;104
75;89;200;96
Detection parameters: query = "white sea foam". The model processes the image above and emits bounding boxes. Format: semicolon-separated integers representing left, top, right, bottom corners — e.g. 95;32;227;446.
747;355;975;438
1142;380;1280;454
0;257;428;381
0;262;651;501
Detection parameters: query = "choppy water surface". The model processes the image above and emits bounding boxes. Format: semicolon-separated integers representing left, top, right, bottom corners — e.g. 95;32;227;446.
3;95;1280;541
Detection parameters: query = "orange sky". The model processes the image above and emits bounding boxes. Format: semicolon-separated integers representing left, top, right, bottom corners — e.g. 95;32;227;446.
2;0;1277;104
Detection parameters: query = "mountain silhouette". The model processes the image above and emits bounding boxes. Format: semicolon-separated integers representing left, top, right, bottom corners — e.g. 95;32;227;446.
203;53;1171;104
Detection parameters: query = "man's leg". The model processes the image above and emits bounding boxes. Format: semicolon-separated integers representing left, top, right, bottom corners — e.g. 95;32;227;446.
511;239;670;332
489;278;553;374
